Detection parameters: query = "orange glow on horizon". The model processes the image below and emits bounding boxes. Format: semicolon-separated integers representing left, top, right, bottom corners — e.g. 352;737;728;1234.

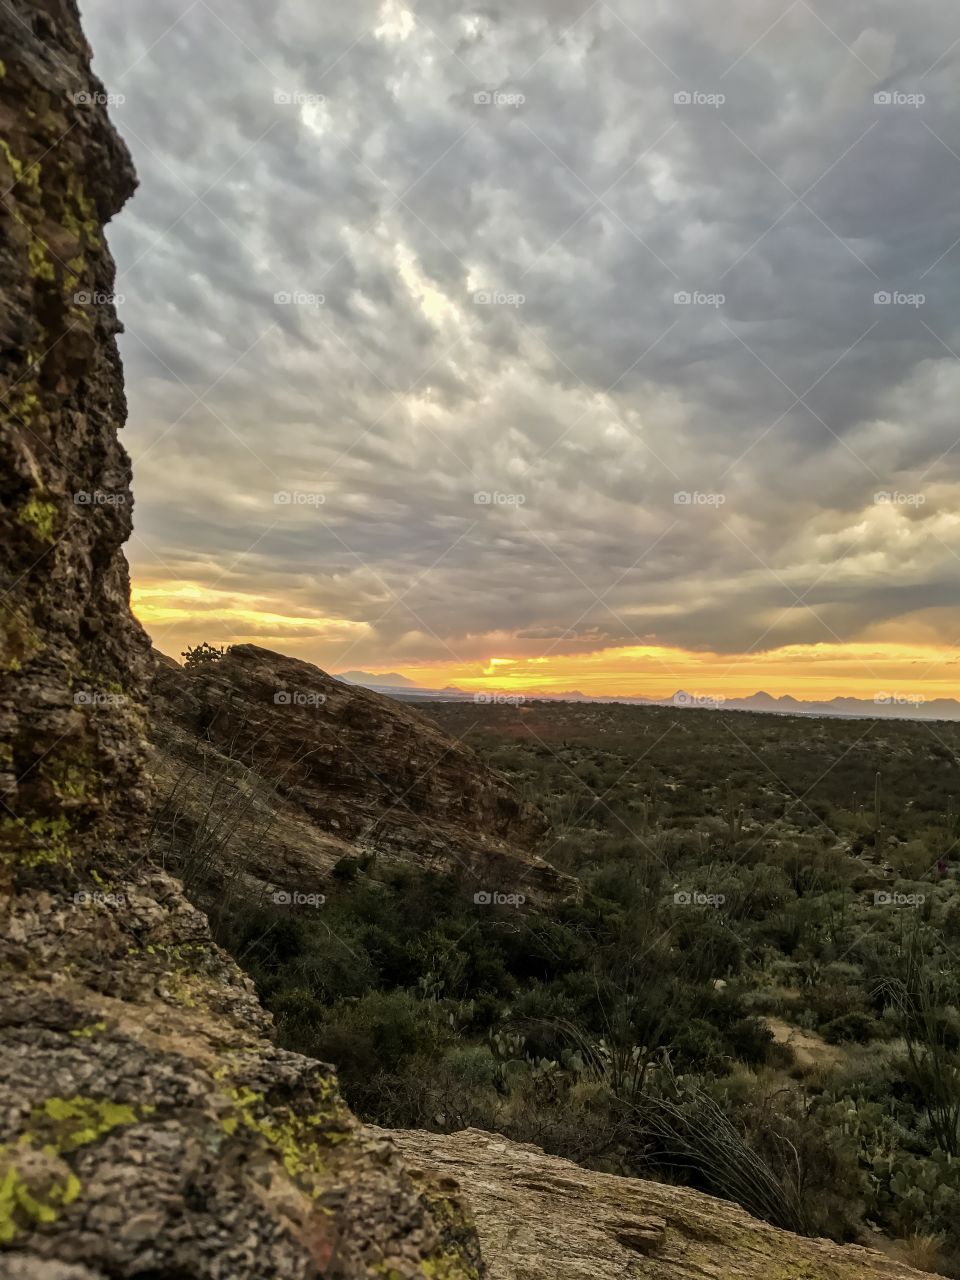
132;580;960;703
381;642;960;702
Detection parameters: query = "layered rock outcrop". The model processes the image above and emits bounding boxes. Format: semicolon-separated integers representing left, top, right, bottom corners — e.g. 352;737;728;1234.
151;644;574;904
391;1128;943;1280
0;4;482;1275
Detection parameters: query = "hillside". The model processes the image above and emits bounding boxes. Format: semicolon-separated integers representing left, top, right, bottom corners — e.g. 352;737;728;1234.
150;644;575;904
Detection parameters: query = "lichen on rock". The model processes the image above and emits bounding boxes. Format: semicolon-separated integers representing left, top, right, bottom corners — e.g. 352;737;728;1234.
0;3;483;1276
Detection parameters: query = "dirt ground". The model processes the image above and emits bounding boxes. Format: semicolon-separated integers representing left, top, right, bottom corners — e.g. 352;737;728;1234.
764;1016;845;1071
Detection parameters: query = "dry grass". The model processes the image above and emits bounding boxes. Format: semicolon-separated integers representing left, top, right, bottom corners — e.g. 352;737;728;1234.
899;1232;947;1275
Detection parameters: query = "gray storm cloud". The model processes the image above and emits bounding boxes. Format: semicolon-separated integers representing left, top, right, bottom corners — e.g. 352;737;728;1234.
82;0;960;666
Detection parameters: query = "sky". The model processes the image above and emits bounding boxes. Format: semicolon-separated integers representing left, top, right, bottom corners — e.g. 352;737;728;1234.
81;0;960;701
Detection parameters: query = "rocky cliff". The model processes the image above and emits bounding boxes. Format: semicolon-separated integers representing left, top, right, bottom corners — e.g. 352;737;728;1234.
150;644;574;904
0;4;482;1276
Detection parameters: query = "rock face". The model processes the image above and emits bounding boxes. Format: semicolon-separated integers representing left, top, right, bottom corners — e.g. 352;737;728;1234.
151;644;575;904
0;4;482;1276
390;1128;942;1280
0;0;151;865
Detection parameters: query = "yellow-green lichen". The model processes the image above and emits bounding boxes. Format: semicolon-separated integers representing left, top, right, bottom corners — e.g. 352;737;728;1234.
0;140;23;183
407;1177;482;1280
0;1095;148;1244
31;1096;148;1153
27;237;55;283
4;386;41;426
157;966;209;1007
65;253;85;284
69;1021;108;1039
17;496;57;542
421;1253;482;1280
215;1081;353;1196
0;1152;81;1244
0;140;41;199
44;754;97;803
63;174;102;250
0;816;72;867
0;608;42;671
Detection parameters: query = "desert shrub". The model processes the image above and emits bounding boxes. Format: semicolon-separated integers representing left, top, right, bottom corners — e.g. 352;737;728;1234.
724;1015;775;1065
332;855;361;881
803;982;870;1027
444;1044;500;1090
311;991;452;1110
669;1019;729;1072
823;1012;881;1044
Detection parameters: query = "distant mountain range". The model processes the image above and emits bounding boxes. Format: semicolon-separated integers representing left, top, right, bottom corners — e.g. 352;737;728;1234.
337;670;420;688
335;673;960;721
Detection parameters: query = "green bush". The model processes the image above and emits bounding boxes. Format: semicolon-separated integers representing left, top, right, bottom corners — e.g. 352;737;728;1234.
822;1012;880;1044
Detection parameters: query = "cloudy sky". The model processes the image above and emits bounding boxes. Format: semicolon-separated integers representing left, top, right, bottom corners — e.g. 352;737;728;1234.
83;0;960;699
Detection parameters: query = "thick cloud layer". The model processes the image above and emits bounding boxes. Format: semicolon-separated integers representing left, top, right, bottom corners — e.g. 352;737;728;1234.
83;0;960;679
